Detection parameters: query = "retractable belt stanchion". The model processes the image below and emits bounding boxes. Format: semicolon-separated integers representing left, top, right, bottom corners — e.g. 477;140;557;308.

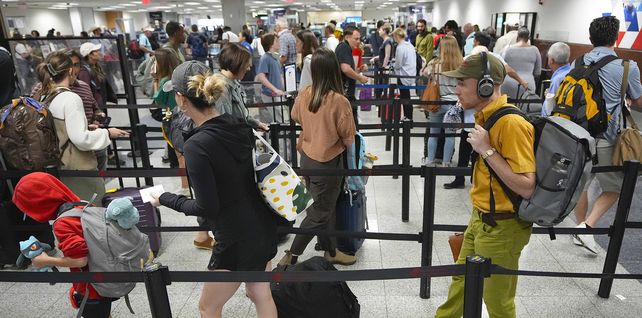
463;255;490;318
116;34;142;160
385;83;396;151
269;123;280;154
144;265;173;318
392;96;401;180
401;119;412;222
420;166;437;298
135;124;154;186
598;160;641;298
287;97;298;168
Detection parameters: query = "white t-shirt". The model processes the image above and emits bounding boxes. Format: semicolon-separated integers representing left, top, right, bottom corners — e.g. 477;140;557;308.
49;91;111;151
325;35;339;52
222;31;239;43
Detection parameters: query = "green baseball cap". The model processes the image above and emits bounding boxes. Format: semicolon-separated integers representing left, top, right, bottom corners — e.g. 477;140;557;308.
442;53;507;84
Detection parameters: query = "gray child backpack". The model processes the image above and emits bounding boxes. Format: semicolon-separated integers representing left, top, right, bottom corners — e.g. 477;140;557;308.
476;106;596;238
54;195;151;317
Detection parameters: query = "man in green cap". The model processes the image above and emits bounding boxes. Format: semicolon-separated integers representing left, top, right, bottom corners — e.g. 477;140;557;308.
435;52;536;318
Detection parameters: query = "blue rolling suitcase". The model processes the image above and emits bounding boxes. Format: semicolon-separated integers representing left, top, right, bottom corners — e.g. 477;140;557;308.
335;190;367;254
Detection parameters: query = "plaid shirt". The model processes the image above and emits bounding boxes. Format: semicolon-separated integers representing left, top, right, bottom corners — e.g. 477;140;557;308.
279;29;297;65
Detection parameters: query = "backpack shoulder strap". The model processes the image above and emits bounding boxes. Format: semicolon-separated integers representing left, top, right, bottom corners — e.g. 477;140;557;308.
482;106;525;131
472;105;525;220
591;54;619;70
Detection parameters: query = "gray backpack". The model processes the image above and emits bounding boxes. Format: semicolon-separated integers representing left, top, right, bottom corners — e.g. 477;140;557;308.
477;106;595;235
54;196;150;317
135;56;156;98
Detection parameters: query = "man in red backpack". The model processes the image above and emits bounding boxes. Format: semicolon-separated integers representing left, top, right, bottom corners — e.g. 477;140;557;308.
13;172;115;318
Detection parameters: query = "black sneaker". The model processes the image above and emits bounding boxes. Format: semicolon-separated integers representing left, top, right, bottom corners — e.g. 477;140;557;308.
443;180;465;189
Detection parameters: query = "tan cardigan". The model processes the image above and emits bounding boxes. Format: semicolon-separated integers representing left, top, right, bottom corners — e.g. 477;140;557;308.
291;88;356;162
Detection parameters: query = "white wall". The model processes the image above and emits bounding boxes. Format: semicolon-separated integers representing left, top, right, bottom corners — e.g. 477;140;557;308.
94;11;107;30
123;12;151;32
307;11;362;25
432;0;622;44
1;7;73;36
362;10;395;22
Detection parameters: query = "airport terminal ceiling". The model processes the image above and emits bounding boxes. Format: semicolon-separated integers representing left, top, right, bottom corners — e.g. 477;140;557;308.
0;0;434;13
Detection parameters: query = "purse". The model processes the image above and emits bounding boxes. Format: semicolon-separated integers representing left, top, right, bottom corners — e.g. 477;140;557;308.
448;232;464;262
420;62;440;113
253;132;313;221
612;60;642;172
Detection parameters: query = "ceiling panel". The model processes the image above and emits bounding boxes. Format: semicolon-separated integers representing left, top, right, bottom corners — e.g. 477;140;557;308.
1;0;432;12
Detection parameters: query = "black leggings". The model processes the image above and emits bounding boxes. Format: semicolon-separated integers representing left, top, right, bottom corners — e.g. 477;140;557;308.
73;293;113;318
399;89;412;120
453;129;473;183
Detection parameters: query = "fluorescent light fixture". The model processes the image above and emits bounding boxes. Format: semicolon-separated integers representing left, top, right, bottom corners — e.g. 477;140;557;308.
203;0;219;2
185;2;201;5
197;6;208;9
123;3;136;6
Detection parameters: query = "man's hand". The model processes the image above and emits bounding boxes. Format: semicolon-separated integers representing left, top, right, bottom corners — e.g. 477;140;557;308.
272;89;285;97
358;75;369;84
88;124;99;131
467;124;492;154
257;122;270;131
359;64;369;72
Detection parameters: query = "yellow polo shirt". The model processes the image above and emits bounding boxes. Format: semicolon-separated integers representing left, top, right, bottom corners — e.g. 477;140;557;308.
470;95;536;213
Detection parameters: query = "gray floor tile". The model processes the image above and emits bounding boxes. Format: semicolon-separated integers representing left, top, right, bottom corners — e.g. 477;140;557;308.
385;295;446;318
560;262;642;299
0;292;65;317
593;296;642;318
356;296;388;318
517;262;585;297
521;296;604;318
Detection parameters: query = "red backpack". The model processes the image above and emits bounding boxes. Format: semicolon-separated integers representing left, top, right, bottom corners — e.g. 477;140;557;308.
128;40;144;60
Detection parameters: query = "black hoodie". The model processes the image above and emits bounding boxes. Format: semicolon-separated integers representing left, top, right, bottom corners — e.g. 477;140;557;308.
159;113;278;243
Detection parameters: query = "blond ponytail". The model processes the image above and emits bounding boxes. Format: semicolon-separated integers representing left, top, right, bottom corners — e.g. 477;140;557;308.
185;72;227;110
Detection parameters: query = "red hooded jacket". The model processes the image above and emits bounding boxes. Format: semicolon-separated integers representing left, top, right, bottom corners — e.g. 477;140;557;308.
13;172;102;300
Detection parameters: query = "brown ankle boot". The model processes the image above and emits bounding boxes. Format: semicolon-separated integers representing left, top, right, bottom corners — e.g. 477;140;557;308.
324;249;357;265
278;250;298;266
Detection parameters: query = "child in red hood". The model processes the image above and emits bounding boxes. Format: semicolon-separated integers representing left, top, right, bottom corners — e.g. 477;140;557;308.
13;172;114;318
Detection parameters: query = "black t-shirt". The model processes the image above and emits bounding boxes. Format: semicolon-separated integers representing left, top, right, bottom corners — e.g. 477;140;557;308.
335;41;356;99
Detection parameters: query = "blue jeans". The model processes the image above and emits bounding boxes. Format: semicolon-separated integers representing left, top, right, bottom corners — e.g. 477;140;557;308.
426;104;456;164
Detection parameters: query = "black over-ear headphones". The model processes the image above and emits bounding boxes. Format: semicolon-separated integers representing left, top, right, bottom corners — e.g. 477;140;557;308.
477;52;494;98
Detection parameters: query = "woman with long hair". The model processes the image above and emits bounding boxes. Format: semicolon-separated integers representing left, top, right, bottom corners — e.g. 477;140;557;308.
36;50;127;205
278;47;357;266
423;35;463;167
150;61;279;318
296;29;319;90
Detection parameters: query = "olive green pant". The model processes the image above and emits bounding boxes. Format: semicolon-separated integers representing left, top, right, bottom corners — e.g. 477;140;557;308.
435;209;532;318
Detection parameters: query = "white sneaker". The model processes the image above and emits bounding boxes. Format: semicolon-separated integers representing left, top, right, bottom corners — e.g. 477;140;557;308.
575;223;598;254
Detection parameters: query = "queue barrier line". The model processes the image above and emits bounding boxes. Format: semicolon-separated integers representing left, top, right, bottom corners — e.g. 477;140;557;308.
2;263;641;285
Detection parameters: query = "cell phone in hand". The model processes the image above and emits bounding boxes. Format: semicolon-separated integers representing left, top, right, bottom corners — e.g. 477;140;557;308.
100;116;112;127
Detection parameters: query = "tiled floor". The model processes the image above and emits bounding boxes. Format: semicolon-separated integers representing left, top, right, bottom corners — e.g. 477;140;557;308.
1;102;641;318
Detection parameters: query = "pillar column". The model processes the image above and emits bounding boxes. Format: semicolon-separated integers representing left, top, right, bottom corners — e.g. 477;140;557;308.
222;0;246;32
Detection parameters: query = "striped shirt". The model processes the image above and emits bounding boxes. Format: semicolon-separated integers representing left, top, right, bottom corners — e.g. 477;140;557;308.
31;80;100;123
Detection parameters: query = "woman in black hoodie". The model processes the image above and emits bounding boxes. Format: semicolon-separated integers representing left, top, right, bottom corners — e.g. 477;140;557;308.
150;61;278;318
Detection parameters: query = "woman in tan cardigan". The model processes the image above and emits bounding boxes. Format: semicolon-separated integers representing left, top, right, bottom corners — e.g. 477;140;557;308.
278;47;357;266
